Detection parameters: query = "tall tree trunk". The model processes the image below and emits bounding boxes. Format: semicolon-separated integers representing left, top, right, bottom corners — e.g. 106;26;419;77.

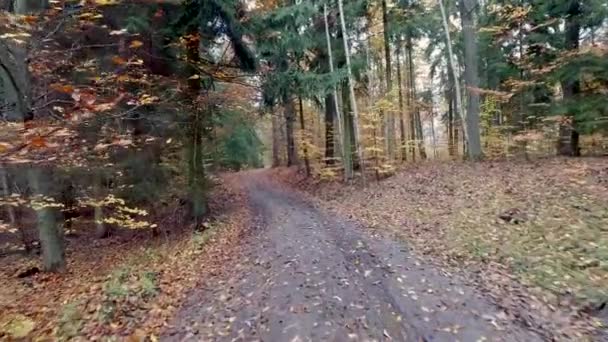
439;0;467;159
271;112;281;166
323;3;347;178
324;94;335;164
558;0;581;156
283;95;298;166
185;34;208;224
338;0;365;182
404;41;415;161
459;0;483;160
382;0;395;160
447;85;454;157
396;41;407;162
299;96;311;176
93;173;108;239
406;36;426;159
28;167;65;272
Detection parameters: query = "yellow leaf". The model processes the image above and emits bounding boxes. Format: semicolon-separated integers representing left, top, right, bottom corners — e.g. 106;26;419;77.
129;40;144;48
0;314;35;338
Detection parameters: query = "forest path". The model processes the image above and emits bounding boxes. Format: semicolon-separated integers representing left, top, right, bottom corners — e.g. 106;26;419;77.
163;172;542;342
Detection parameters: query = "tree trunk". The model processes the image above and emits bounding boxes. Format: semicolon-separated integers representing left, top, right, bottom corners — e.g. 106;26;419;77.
448;92;454;157
558;0;581;156
396;41;407;162
338;0;365;182
324;94;335;164
271;112;281;166
93;174;108;238
323;3;347;178
404;42;416;162
13;0;46;14
406;36;426;159
439;0;467;159
299;96;311;176
459;0;483;160
382;0;395;160
28;167;65;272
283;95;298;166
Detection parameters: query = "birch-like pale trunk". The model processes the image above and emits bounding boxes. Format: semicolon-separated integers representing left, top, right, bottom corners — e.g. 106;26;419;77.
337;0;365;183
324;3;350;180
438;0;468;152
381;0;395;160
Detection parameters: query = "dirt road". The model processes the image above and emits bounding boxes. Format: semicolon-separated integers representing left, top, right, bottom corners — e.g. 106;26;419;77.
163;174;543;341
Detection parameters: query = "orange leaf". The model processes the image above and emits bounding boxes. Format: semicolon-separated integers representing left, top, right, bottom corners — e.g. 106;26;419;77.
30;136;47;149
112;56;127;65
0;143;9;153
129;40;144;49
22;15;38;24
51;84;74;94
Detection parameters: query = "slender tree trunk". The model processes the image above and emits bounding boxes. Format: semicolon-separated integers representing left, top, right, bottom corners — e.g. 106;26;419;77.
404;42;415;162
406;36;426;159
324;3;348;178
271;112;281;166
396;41;407;162
298;96;311;176
28;167;65;272
338;0;364;182
430;107;438;158
93;173;107;238
283;96;298;166
439;0;467;159
447;86;454;157
382;0;395;160
459;0;483;159
558;0;581;156
324;94;335;164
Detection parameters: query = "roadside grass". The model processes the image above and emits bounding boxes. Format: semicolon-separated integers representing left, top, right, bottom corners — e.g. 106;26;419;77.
448;190;608;305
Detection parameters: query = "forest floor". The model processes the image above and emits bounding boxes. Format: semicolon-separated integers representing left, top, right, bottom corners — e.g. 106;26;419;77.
2;158;607;340
163;163;604;341
276;157;608;340
0;177;251;340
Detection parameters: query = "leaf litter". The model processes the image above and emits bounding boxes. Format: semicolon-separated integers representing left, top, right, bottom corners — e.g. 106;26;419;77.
283;158;608;340
0;175;251;340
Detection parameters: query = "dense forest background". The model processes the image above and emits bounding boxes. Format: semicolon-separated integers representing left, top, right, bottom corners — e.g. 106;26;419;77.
0;0;607;339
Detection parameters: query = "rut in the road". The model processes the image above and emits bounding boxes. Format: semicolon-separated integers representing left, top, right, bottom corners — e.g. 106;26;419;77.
163;177;543;342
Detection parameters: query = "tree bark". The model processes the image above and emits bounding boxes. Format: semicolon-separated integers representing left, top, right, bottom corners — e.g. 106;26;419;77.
406;36;426;159
28;167;65;272
271;112;281;166
323;3;347;178
439;0;466;159
283;95;298;166
404;41;416;161
459;0;483;160
396;41;407;161
299;96;311;176
338;0;365;182
558;0;581;156
324;94;335;164
382;0;395;160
